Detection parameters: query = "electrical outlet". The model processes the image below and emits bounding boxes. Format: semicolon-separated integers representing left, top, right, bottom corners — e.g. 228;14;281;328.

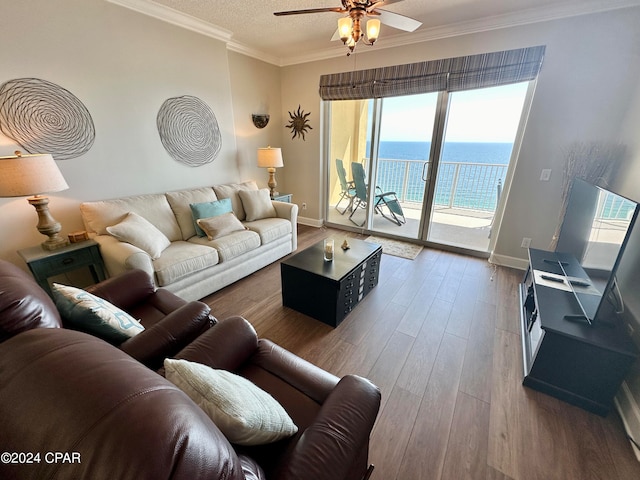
521;237;532;248
540;169;552;181
301;202;307;210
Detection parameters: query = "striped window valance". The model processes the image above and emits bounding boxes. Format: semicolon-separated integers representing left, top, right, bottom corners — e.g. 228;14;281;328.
319;45;546;100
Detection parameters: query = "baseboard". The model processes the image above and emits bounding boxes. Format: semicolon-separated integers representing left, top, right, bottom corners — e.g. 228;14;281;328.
615;381;640;462
488;252;528;270
297;216;323;228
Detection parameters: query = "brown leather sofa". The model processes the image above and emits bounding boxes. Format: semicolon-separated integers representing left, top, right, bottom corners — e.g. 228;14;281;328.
0;259;381;480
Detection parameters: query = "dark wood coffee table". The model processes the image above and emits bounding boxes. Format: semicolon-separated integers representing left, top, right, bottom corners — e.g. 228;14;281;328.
281;237;382;327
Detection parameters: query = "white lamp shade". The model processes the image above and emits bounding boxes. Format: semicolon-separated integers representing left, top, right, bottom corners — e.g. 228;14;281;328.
0;153;69;197
338;17;353;42
366;19;381;42
257;147;284;168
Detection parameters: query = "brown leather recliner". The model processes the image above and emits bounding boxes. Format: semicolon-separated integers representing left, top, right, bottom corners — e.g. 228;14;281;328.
0;260;213;369
0;259;381;480
83;268;215;369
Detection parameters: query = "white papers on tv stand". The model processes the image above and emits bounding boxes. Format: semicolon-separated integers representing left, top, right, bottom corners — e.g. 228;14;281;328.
533;270;601;295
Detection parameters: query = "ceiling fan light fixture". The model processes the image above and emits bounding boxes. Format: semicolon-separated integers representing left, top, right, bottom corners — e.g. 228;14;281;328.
338;16;352;43
346;35;356;52
366;18;380;43
274;1;421;56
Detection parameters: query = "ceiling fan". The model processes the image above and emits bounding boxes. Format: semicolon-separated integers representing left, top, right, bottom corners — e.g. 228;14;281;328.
274;1;422;54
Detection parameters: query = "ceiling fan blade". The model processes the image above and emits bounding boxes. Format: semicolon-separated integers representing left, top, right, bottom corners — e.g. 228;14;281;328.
331;28;342;42
367;0;403;12
274;7;346;16
375;9;421;32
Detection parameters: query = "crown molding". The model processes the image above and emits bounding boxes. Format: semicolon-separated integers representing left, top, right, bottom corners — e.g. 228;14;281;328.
279;0;640;66
107;0;640;67
404;0;640;44
226;41;282;67
106;0;233;43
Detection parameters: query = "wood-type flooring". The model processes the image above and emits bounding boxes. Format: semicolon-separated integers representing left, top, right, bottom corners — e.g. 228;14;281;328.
201;225;640;480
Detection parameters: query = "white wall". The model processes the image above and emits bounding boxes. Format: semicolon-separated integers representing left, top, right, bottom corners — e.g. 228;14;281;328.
278;8;640;263
0;0;242;265
612;50;640;463
616;69;640;200
3;2;640;271
228;52;283;189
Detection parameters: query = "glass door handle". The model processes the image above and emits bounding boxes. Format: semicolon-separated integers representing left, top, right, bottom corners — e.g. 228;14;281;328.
421;162;429;182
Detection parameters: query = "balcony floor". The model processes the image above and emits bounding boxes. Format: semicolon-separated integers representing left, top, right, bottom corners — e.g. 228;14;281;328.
327;202;493;252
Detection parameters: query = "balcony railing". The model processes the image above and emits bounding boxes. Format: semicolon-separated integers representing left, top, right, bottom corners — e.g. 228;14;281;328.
374;158;507;213
597;192;636;221
371;158;635;221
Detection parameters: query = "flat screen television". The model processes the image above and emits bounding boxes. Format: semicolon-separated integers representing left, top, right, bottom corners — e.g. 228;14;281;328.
555;178;639;327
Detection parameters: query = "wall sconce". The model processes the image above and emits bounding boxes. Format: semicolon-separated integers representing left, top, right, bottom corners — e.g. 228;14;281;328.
252;114;270;129
0;151;70;250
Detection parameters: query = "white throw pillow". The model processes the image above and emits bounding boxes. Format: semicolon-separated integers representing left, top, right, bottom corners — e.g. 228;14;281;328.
213;181;259;221
164;358;298;446
238;189;276;222
52;283;144;343
106;212;171;259
196;212;247;240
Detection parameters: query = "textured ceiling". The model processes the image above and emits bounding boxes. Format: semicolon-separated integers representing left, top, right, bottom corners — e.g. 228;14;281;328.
112;0;640;65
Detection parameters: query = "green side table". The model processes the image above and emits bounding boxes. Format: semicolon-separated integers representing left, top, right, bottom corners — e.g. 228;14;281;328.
18;239;107;297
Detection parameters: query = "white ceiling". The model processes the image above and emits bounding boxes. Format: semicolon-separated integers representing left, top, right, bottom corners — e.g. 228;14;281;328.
109;0;640;65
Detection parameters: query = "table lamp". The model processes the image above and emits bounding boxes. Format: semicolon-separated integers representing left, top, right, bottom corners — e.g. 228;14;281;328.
257;146;284;198
0;151;70;250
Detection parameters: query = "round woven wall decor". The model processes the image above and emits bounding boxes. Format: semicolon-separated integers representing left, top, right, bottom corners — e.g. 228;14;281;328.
156;95;221;167
0;78;95;160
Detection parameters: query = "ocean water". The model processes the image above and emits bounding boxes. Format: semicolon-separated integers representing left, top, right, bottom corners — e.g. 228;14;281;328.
358;142;634;218
376;141;513;164
366;141;512;211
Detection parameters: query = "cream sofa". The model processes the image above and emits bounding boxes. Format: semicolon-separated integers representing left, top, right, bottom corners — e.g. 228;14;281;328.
80;182;297;301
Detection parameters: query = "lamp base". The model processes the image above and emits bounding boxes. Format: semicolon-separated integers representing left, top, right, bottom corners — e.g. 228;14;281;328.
28;195;69;251
267;167;278;199
41;235;70;251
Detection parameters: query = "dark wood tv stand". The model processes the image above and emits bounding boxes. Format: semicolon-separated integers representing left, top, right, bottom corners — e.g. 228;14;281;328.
519;248;637;416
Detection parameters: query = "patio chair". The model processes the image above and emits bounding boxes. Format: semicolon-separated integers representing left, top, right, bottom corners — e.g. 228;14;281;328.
335;159;356;214
350;162;406;227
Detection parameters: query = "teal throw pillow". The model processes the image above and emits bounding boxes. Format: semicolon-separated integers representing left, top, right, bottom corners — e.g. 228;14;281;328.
52;283;145;344
190;198;233;237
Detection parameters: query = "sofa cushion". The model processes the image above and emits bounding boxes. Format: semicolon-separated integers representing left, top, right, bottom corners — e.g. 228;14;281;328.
165;187;218;240
197;212;247;241
52;283;145;343
213;181;258;221
153;241;219;287
191;198;233;237
81;193;182;241
238;189;276;222
190;230;261;262
243;218;292;245
164;358;298;446
106;212;171;260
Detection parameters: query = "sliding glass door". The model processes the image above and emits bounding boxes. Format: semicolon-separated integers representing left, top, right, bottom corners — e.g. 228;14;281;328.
325;83;530;253
425;83;529;251
372;93;438;239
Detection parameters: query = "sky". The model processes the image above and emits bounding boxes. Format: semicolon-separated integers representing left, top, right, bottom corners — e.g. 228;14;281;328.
379;82;530;143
